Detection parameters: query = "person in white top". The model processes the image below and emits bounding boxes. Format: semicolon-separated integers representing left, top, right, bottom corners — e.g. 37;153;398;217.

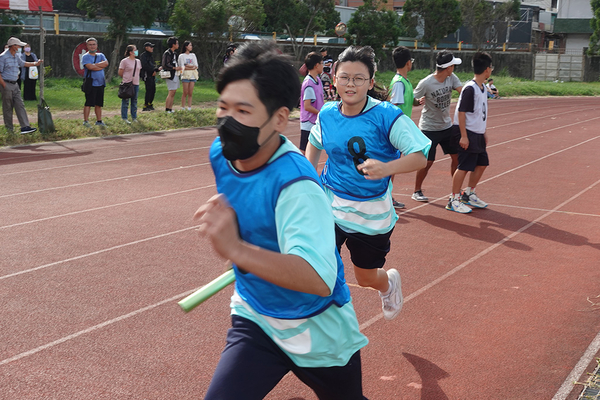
178;41;199;111
486;78;499;99
446;51;494;214
118;44;142;123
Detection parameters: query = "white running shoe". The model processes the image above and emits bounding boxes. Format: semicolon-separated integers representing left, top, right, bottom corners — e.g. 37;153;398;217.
446;197;472;213
411;190;429;202
380;269;403;320
461;191;488;208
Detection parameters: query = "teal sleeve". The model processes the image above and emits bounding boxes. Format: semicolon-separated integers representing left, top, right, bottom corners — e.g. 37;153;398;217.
389;114;431;157
308;114;324;150
274;179;337;292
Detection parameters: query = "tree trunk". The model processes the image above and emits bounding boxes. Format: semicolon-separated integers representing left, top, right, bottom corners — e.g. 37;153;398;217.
106;35;123;83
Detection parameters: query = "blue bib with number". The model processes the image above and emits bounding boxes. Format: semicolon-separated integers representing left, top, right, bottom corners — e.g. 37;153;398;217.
319;98;402;201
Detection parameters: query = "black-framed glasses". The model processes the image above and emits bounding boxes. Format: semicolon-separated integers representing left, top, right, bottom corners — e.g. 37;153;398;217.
336;75;368;87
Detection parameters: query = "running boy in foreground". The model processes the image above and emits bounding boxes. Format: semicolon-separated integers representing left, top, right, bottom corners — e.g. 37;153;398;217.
194;42;369;400
447;51;494;214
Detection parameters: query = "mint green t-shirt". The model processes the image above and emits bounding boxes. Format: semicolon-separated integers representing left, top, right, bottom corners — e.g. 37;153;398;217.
230;137;368;368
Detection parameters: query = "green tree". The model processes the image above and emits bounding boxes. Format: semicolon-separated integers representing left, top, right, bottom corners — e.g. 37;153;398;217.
460;0;520;50
401;0;462;70
591;0;600;55
170;0;265;79
0;11;23;47
77;0;167;81
263;0;339;60
345;0;402;58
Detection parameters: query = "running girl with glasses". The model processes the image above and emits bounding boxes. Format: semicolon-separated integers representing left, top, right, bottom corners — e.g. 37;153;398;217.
306;46;431;320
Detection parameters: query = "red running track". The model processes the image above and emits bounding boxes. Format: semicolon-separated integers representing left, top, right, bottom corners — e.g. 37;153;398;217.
1;97;599;399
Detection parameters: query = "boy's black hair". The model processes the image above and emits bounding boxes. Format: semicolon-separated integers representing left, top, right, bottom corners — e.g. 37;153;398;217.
216;41;301;116
167;36;178;49
319;47;327;53
305;52;323;71
392;46;412;69
336;45;387;101
472;51;493;75
436;50;455;72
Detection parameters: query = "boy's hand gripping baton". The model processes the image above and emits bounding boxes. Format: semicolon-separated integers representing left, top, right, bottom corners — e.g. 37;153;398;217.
178;265;235;313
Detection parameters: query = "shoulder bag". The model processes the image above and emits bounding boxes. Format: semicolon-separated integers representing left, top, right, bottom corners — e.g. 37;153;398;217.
29;66;39;80
118;60;137;99
81;54;97;93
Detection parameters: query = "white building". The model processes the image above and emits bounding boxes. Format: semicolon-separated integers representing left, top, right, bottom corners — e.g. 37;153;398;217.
553;0;594;52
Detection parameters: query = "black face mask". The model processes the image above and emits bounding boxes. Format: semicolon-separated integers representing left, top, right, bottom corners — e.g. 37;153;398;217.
217;115;276;161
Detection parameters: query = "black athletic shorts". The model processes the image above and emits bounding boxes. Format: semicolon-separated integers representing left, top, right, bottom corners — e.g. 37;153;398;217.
422;127;458;161
85;85;105;108
335;224;394;270
456;128;489;171
300;129;310;151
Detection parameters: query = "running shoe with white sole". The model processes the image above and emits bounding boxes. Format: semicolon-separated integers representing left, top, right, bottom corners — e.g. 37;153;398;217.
392;198;405;209
461;191;488;208
411;190;428;202
380;268;403;320
446;197;472;213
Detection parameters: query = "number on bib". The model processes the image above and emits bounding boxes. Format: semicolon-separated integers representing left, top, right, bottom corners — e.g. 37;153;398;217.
347;136;369;175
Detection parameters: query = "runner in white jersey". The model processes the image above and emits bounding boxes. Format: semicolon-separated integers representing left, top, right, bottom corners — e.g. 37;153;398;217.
446;51;494;214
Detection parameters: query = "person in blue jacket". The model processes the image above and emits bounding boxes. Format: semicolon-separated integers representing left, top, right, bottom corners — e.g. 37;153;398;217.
306;46;431;321
194;41;369;400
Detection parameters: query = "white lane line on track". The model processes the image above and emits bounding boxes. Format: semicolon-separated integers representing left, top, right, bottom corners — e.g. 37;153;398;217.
553;330;600;400
487;107;599;131
0;184;216;230
0;288;198;367
362;177;600;331
3;179;598;367
0;162;211;199
0;146;211;177
0;226;199;281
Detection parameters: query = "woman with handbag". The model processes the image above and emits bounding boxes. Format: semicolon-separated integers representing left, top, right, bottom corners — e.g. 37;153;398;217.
178;41;198;111
20;43;39;101
162;37;183;113
118;44;142;123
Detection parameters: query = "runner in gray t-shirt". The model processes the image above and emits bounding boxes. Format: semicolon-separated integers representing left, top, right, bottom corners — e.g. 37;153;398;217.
410;50;463;202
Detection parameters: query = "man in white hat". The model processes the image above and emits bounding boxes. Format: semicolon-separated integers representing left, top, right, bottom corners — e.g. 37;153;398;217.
411;50;463;203
0;37;43;134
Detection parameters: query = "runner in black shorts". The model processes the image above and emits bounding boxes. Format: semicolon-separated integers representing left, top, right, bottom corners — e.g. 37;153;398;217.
412;50;463;202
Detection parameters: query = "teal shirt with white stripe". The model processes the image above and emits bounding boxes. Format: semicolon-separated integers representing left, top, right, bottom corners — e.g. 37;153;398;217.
310;97;431;235
230;138;368;368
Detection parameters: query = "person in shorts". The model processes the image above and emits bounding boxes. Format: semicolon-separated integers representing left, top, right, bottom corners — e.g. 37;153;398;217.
446;52;494;214
82;37;109;127
299;52;324;154
197;41;368;400
411;50;463;202
306;46;430;321
162;36;183;113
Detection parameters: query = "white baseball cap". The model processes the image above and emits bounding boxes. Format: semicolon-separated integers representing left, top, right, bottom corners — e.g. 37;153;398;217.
7;37;27;47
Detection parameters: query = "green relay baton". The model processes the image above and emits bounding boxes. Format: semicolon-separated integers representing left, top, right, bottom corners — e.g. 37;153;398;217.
178;268;236;313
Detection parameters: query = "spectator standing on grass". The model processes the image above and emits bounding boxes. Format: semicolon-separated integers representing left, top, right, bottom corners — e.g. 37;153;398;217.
0;37;42;134
411;50;463;203
118;44;142;124
306;46;431;321
198;41;369;400
82;37;109;128
299;52;324;154
162;36;183;113
141;42;159;111
178;40;198;111
20;43;38;101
